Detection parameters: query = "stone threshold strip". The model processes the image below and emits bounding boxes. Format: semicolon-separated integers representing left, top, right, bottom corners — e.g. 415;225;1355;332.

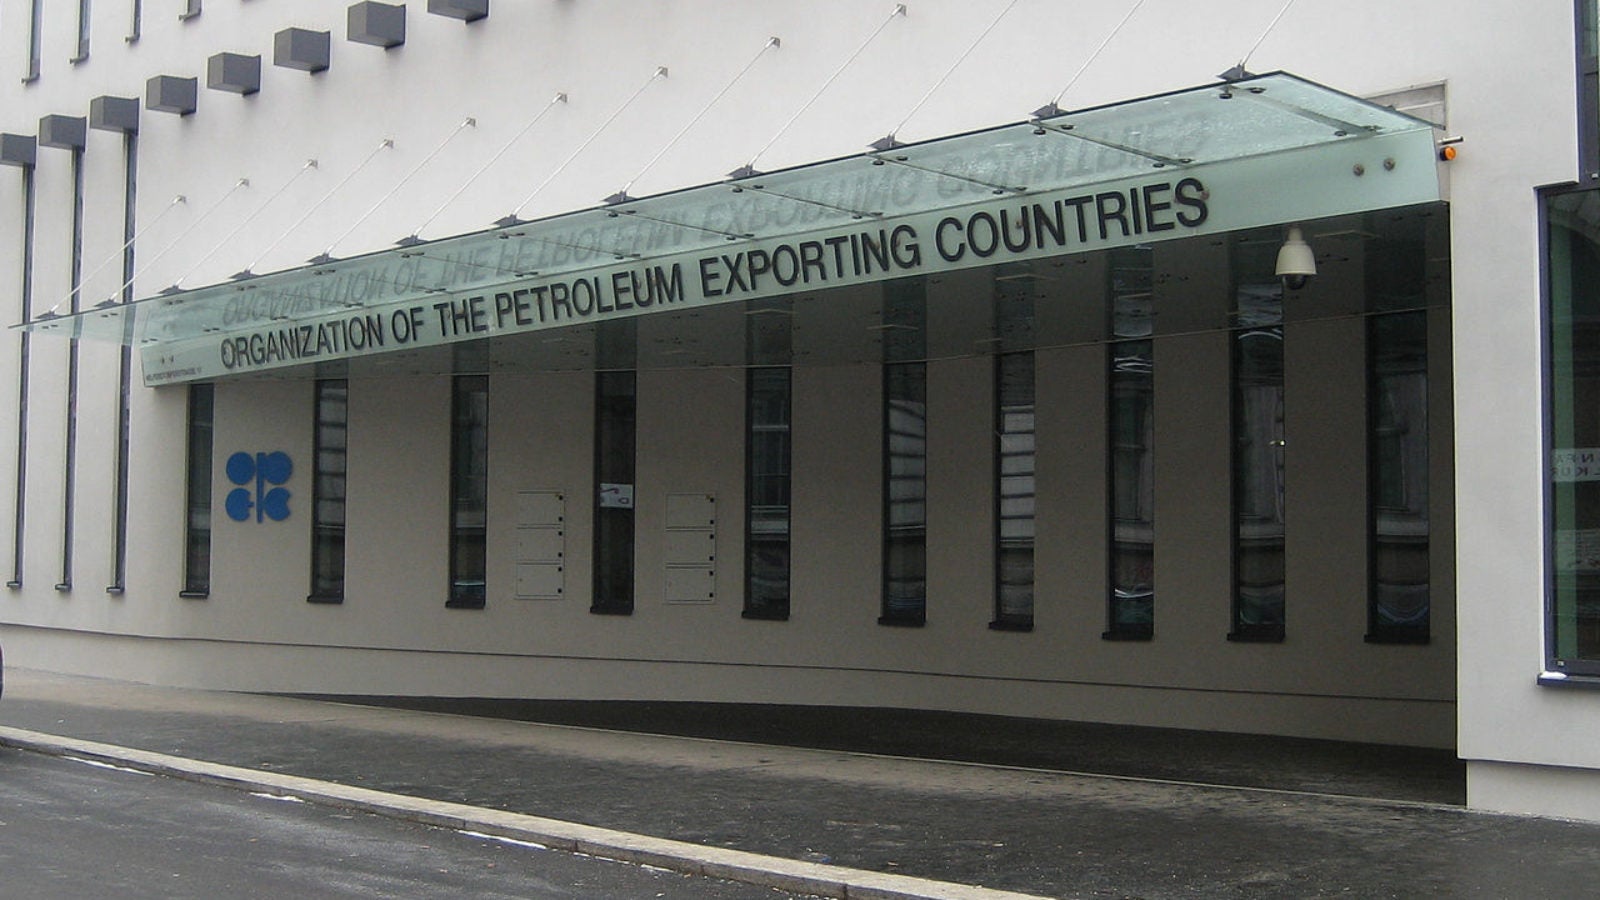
0;725;1049;900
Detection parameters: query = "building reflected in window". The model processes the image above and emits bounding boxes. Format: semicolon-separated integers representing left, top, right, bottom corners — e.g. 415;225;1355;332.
745;366;791;619
1369;312;1430;641
1231;283;1286;641
1107;247;1154;638
309;380;348;603
447;375;488;608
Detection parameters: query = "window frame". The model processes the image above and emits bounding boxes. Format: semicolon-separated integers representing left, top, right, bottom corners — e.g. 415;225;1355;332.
991;350;1035;632
308;379;349;604
180;383;214;599
1228;318;1288;644
743;366;791;621
591;370;636;615
880;359;927;627
1366;310;1432;644
1105;338;1155;641
446;375;489;609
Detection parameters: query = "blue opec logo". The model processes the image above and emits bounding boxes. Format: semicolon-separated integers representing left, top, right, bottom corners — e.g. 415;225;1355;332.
225;451;293;523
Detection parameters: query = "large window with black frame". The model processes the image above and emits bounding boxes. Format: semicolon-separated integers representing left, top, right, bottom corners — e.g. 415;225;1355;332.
1547;185;1600;676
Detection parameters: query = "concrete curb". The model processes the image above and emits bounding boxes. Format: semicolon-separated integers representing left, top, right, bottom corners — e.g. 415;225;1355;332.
0;725;1051;900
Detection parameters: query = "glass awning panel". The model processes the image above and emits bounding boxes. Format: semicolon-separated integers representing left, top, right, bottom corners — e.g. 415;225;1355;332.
18;72;1443;384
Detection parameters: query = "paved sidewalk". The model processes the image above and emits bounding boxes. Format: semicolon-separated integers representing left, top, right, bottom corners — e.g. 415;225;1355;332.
3;668;1600;898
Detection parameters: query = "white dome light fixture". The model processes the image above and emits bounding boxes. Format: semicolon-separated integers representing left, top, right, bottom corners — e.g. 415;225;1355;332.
1275;225;1316;290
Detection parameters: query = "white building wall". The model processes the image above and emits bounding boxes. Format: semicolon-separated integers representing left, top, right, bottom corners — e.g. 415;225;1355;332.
0;0;1586;817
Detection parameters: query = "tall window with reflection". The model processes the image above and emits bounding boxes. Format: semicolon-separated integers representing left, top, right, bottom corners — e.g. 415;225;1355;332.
1368;312;1430;642
991;268;1036;630
1108;342;1154;638
309;380;348;603
447;375;488;608
745;367;791;619
1547;187;1600;674
1106;247;1155;638
1231;281;1286;641
593;370;636;615
993;352;1036;629
180;383;214;598
881;279;927;626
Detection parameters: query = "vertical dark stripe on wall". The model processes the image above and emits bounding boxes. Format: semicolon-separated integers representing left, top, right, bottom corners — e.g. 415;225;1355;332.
180;383;213;597
1577;0;1598;183
24;0;43;81
109;131;137;593
743;366;791;620
8;167;35;588
57;148;85;592
447;374;488;609
73;0;92;62
128;0;142;43
308;379;348;603
879;277;927;627
592;370;636;615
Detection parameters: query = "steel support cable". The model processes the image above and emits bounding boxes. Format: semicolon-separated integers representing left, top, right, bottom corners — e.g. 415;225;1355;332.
1040;0;1149;115
136;178;250;293
734;3;907;177
317;116;477;261
404;94;567;242
40;193;184;315
1219;0;1300;81
876;0;1024;147
172;159;318;290
608;36;780;204
500;67;669;225
239;137;395;277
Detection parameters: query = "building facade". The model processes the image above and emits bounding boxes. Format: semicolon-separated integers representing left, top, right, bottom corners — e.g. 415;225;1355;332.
0;0;1592;820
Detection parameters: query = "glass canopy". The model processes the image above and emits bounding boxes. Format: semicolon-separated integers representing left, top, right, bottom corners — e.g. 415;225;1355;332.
20;72;1442;381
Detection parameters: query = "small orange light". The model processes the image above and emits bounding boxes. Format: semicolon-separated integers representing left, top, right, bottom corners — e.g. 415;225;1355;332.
1438;145;1457;161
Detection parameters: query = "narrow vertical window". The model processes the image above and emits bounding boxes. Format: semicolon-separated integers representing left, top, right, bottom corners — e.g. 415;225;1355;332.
447;375;488;608
880;280;926;626
181;383;214;598
992;351;1035;630
1230;291;1287;642
592;370;636;614
881;362;927;625
309;380;348;603
72;0;92;62
744;367;790;620
1367;312;1430;643
24;0;43;82
178;0;200;21
1106;247;1154;638
1107;340;1155;639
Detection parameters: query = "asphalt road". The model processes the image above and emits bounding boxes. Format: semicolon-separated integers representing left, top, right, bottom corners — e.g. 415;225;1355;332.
0;746;803;899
